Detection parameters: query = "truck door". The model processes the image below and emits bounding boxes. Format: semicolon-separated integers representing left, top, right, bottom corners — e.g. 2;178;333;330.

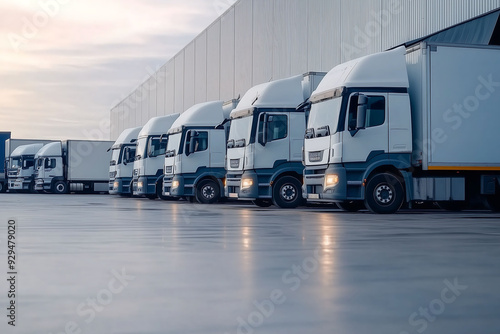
254;113;289;170
342;93;389;163
184;130;210;173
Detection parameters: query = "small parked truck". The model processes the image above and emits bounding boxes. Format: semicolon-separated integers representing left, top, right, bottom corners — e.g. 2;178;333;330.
0;131;12;192
163;100;238;203
8;143;46;192
303;43;500;213
35;140;114;194
109;127;142;195
132;114;180;199
225;73;325;208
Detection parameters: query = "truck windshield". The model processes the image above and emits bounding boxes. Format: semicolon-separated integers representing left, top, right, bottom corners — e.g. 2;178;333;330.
135;137;147;161
11;157;22;169
166;133;182;156
228;116;253;145
307;97;342;137
147;136;167;157
111;148;120;165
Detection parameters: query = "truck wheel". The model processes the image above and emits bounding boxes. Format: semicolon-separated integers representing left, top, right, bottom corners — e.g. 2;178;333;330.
252;199;273;207
28;181;37;194
196;179;220;204
53;181;68;194
364;173;404;214
272;176;304;208
337;200;364;212
0;182;5;193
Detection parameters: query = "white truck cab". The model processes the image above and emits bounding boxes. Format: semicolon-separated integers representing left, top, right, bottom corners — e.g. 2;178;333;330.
132;114;180;199
225;73;325;208
35;142;65;193
8;143;45;192
163;100;238;203
109;127;142;195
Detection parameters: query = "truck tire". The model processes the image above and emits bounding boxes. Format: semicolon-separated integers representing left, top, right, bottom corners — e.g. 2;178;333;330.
28;181;37;194
364;173;404;214
253;199;273;207
196;179;220;204
0;182;5;193
53;181;68;194
272;176;304;208
337;200;364;212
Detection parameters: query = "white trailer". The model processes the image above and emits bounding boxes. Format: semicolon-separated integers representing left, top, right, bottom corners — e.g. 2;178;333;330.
303;43;500;213
132;114;180;199
224;72;325;208
35;140;114;194
163;100;238;203
109;127;142;195
4;139;53;192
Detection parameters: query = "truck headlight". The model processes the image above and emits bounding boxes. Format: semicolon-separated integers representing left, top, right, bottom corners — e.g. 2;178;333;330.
172;180;180;189
113;181;119;189
241;178;253;189
137;181;143;188
324;174;339;190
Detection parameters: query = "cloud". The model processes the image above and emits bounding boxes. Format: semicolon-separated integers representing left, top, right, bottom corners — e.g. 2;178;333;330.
0;0;232;139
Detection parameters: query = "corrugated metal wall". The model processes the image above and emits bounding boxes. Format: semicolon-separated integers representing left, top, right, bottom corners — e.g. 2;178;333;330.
110;0;500;139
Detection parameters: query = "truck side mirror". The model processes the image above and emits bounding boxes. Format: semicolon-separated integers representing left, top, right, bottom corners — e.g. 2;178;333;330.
258;113;267;146
356;95;368;130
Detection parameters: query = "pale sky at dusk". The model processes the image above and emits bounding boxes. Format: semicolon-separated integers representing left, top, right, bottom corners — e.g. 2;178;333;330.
0;0;234;140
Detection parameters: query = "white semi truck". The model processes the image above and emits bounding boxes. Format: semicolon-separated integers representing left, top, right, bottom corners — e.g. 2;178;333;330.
8;143;45;192
132;114;180;199
163;100;238;203
303;43;500;213
4;139;53;192
109;127;142;196
225;73;325;208
35;140;114;194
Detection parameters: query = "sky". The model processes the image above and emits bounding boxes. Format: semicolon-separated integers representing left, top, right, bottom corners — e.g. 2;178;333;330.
0;0;235;140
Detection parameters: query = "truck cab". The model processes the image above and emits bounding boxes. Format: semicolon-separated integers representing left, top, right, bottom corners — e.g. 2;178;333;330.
35;142;65;193
132;114;180;199
225;73;325;208
8;143;45;192
163;100;238;203
109;127;142;196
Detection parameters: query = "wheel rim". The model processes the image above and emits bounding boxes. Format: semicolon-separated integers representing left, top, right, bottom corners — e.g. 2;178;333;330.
56;184;65;192
281;184;297;201
202;185;215;200
375;184;393;205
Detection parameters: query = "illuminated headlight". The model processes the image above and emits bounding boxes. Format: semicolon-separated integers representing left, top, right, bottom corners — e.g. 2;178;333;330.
137;181;143;188
113;181;119;189
172;180;180;189
324;174;339;189
241;178;253;189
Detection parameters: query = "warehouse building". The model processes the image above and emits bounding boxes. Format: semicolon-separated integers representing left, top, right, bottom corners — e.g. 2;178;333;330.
110;0;500;140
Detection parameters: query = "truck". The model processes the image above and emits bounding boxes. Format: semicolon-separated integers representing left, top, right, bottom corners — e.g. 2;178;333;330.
35;140;114;194
225;72;325;208
132;114;180;199
0;132;11;193
163;100;238;203
4;138;52;192
303;43;500;214
8;143;46;192
109;127;142;196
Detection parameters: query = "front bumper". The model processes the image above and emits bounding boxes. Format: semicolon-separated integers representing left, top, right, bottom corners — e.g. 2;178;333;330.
9;178;29;190
133;176;157;196
303;164;347;201
109;177;132;195
225;172;243;199
35;178;52;191
163;174;192;197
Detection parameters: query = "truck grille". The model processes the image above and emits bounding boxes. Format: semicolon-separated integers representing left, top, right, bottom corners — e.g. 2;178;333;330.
309;151;323;162
165;166;173;174
230;159;240;168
